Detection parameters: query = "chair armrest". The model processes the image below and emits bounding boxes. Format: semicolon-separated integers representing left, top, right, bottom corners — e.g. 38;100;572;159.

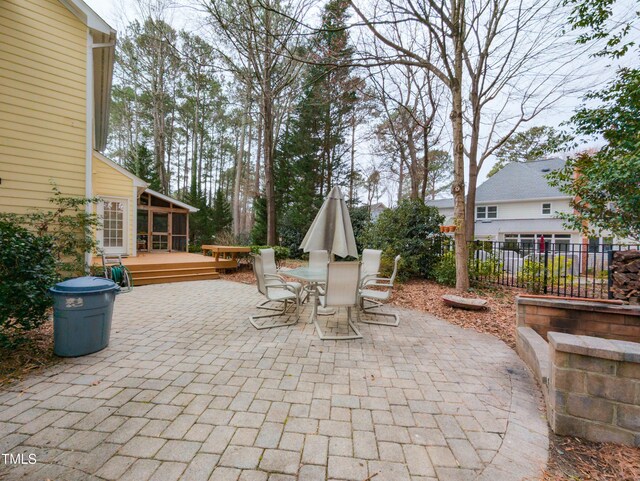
362;277;393;288
265;282;299;296
264;273;287;283
360;273;380;285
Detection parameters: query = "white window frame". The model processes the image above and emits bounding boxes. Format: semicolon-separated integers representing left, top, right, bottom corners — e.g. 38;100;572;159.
98;197;129;255
542;202;552;215
477;205;498;219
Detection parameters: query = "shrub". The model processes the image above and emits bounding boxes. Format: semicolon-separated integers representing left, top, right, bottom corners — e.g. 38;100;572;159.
433;251;457;286
470;248;504;284
0;220;58;345
250;245;291;267
518;255;574;294
0;185;100;277
360;199;444;279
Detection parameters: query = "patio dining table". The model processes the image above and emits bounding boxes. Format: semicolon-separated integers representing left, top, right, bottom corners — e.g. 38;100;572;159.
280;267;328;320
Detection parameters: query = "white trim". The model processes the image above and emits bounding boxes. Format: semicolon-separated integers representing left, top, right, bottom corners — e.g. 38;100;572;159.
99;197;129;255
59;0;115;35
94;151;149;188
541;202;552;215
476;205;498;220
132;184;138;257
145;188;199;213
84;30;93;271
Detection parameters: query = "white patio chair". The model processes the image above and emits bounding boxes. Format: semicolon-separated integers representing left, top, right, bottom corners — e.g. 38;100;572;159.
359;255;401;327
360;249;382;286
307;250;329;295
309;250;330;270
258;248;306;309
250;254;300;330
312;262;363;340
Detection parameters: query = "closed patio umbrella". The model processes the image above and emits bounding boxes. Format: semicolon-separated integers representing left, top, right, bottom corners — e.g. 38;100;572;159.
300;186;358;258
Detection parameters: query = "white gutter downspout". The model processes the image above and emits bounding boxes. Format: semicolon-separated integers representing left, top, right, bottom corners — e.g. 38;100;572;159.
85;30;94;271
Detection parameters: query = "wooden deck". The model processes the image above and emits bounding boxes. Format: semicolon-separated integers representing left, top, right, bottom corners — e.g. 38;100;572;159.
95;252;223;286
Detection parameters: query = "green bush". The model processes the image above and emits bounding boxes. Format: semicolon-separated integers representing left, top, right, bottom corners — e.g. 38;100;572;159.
470;249;503;284
0;185;100;277
360;199;444;279
518;255;574;294
0;220;58;345
250;245;291;267
433;251;457;286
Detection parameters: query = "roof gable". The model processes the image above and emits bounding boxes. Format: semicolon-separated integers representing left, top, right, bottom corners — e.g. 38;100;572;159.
475;158;568;202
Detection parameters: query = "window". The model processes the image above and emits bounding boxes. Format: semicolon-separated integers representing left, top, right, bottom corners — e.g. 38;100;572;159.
101;199;128;254
477;205;498;219
542;203;551;215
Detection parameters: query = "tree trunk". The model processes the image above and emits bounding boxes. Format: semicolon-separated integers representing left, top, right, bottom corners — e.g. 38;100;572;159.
451;6;470;291
465;160;478;242
233;99;249;237
262;90;277;245
465;90;481;242
349;114;356;207
397;154;405;203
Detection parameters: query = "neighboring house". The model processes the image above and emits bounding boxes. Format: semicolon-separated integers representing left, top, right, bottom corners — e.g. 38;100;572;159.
369;202;387;222
428;158;584;246
0;0;196;257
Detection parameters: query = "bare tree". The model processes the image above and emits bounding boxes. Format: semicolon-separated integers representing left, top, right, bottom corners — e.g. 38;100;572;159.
369;61;445;202
348;0;471;289
347;0;587;289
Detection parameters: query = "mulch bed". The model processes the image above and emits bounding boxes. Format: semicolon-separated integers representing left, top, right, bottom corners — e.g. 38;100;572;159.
391;279;520;348
543;433;640;481
0;319;59;387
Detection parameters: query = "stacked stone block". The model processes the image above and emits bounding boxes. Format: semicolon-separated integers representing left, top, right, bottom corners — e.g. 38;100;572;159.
547;332;640;446
517;297;640;344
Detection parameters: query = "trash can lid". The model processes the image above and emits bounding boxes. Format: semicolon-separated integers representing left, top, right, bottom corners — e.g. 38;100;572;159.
50;276;118;294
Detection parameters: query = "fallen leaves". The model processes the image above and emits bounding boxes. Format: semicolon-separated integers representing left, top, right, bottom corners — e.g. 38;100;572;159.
390;279;520;348
542;433;640;481
0;319;60;387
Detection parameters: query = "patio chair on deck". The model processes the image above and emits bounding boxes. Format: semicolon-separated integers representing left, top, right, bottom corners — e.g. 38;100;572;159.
359;255;401;327
250;255;300;330
258;248;306;309
360;249;382;286
312;262;362;340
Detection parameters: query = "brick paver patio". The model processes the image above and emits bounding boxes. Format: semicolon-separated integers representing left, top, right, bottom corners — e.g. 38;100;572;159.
0;280;548;481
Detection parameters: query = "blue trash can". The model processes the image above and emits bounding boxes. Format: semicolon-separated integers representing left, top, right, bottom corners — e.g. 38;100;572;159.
50;276;120;357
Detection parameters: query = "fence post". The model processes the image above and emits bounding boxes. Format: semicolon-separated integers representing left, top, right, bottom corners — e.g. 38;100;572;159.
543;242;549;294
607;249;614;299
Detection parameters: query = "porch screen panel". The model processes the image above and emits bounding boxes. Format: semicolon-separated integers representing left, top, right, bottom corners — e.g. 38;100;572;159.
172;213;187;251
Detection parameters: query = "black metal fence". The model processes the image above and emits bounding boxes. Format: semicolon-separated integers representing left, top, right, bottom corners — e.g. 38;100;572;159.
438;239;640;299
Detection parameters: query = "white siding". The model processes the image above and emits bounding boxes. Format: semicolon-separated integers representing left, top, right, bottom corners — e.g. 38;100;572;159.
478;199;572;221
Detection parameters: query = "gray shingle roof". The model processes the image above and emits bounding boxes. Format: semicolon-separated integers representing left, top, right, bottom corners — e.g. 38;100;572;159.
426;158;568;208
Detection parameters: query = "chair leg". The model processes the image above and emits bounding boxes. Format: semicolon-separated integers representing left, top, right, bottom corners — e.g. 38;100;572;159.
256;299;287;312
250;298;300;330
360;299;400;327
312;305;363;341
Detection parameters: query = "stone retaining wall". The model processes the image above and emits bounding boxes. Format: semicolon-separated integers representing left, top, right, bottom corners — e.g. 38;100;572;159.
611;250;640;304
547;332;640;446
517;297;640;344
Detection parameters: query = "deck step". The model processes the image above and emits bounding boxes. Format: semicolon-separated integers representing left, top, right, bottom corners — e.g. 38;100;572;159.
133;271;220;286
127;266;219;276
125;261;220;272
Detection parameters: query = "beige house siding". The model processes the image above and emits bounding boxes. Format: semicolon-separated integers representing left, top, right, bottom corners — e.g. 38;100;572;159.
0;0;87;214
93;153;137;256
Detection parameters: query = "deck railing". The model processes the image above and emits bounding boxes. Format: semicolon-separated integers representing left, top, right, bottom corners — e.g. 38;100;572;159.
436;239;640;299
